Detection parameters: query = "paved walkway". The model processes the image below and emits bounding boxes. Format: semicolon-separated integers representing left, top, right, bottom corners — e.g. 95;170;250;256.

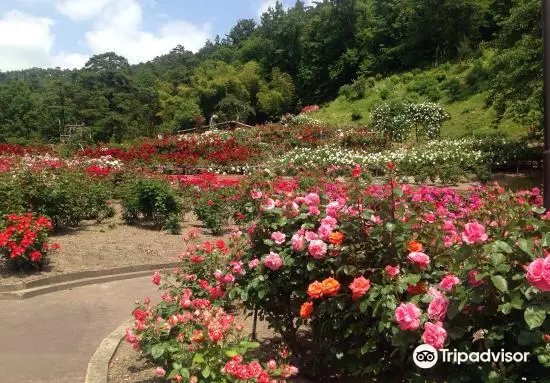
0;276;158;383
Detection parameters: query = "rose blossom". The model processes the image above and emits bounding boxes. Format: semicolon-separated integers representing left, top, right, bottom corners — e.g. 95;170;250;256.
440;274;460;291
462;222;488;244
385;265;400;279
264;252;283;271
154;367;166;377
300;301;314;318
407;252;430;269
304;193;320;206
308;240;328;259
349;276;371;300
305;230;319;241
320;215;337;228
468;270;484;287
317;224;333;241
271;231;286;245
249;258;260;269
291;233;305;251
394;303;421;331
308;205;320;216
422;322;447;350
261;198;276;211
428;294;450;321
151;272;161;285
526;256;550;292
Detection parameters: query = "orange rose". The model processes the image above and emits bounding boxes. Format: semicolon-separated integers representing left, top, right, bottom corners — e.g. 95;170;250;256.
191;329;205;344
307;281;325;299
321;277;341;297
328;231;344;246
299;301;314;319
407;240;423;253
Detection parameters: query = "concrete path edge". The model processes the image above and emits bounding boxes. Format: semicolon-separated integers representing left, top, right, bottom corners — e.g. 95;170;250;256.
0;262;180;300
86;320;131;383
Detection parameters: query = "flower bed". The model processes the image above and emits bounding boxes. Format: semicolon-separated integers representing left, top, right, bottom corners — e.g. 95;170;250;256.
128;168;550;382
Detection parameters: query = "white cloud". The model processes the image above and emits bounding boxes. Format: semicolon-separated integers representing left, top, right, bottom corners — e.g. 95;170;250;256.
84;0;211;63
257;0;277;17
55;0;111;21
0;9;86;71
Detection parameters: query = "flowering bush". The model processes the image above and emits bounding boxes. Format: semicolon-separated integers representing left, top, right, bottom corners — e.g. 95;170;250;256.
225;170;550;381
0;213;59;270
127;232;298;382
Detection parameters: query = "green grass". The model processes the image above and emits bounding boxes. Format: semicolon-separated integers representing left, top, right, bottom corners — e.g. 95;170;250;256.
311;52;524;138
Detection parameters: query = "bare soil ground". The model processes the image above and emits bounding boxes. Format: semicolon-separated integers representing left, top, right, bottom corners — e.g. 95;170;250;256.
0;203;222;286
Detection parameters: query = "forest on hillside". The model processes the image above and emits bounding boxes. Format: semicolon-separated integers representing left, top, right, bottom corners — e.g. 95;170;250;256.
0;0;541;143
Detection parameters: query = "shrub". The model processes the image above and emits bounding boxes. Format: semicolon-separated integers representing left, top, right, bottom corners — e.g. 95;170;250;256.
127;233;299;382
17;169;92;229
228;173;550;381
121;178;182;231
0;213;59;271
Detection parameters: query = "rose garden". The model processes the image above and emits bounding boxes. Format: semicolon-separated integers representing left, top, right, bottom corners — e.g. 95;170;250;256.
0;107;548;383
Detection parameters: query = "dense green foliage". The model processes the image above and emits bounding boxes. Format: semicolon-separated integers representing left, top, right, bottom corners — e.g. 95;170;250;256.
0;169;113;230
0;0;541;143
121;178;182;233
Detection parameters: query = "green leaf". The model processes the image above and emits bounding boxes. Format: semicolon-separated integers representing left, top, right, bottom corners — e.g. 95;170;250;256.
258;289;266;299
517;239;533;257
393;187;403;198
490;252;506;267
542;233;550;248
524;306;546;329
193;353;205;364
359;299;369;313
202;366;211;378
518;330;539;345
492;241;513;254
532;206;546;215
491;275;508;293
498;303;512;314
240;291;248;301
180;368;190;379
225;349;238;357
151;344;164;359
307;261;315;271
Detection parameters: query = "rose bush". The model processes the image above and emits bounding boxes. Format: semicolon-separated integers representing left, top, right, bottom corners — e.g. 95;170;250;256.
127;230;299;382
0;213;59;270
222;169;550;381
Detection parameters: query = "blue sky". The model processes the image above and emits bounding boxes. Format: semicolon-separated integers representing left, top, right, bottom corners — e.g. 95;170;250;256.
0;0;310;71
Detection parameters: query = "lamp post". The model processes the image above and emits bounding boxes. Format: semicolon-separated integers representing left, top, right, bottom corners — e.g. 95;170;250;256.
543;0;550;209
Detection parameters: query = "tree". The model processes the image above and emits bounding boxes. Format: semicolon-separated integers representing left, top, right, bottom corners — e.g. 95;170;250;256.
227;19;257;46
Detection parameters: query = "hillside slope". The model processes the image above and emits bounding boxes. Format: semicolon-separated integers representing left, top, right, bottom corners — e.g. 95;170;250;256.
312;53;524;138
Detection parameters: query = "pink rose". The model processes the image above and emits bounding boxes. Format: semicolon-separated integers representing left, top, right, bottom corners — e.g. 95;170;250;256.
385;265;400;279
308;205;320;216
264;252;283;271
267;360;277;371
422;322;447;350
320;216;337;228
250;189;263;199
461;222;488;244
407;252;430;269
317;224;333;241
152;271;161;285
308;240;328;259
271;231;286;245
428;294;450;321
526;256;550;292
325;201;341;217
291;233;305;251
394;303;421;331
261;198;276;211
440;274;460;291
305;193;320;206
154;367;166;377
468;270;484;287
442;220;455;233
349;276;371;300
305;230;319;242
